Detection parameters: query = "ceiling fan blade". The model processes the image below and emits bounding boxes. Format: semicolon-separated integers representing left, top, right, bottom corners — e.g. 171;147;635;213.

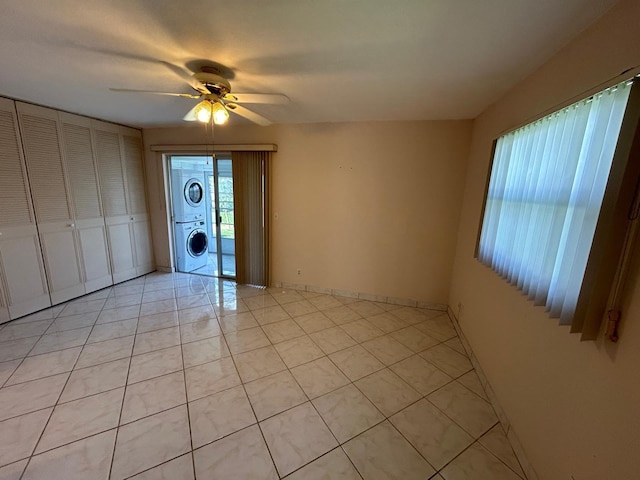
223;93;289;105
183;105;198;122
228;104;272;126
160;61;211;95
110;88;200;99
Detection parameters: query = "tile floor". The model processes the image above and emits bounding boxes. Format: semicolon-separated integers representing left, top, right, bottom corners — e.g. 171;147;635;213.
190;252;236;278
0;272;526;480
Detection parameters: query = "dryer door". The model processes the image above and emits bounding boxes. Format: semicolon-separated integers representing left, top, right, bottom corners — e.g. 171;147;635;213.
187;229;208;258
184;178;204;207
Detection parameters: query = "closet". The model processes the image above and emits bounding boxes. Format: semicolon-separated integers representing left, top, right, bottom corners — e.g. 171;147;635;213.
0;98;153;322
93;122;154;283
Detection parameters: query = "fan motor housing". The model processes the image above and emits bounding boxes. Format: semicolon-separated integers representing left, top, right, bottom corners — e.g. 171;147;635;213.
193;72;231;94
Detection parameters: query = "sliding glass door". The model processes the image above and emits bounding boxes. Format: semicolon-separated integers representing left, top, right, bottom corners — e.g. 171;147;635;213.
169;151;271;284
170;155;235;279
208;157;236;278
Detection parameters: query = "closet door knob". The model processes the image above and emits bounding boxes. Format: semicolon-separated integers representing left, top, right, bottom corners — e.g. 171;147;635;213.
67;223;75;228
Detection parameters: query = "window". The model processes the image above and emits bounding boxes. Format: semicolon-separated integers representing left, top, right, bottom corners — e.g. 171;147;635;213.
477;78;640;339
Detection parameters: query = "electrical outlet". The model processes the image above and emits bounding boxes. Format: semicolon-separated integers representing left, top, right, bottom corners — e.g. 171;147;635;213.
296;268;302;276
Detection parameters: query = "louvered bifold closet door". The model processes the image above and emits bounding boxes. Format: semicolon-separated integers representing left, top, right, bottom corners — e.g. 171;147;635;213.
121;127;154;276
0;98;50;321
16;102;85;305
60;113;113;293
93;120;137;283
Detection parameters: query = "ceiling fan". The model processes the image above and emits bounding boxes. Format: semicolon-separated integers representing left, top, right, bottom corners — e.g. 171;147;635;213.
110;64;289;126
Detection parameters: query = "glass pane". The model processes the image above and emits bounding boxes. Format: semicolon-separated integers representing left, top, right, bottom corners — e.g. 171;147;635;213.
171;156;220;276
169;155;235;279
208;175;219;275
218;159;236;277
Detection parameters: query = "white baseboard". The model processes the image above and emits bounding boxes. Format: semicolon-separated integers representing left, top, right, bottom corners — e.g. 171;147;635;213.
270;281;448;311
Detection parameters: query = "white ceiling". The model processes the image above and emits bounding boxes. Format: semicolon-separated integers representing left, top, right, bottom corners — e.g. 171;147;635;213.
0;0;619;128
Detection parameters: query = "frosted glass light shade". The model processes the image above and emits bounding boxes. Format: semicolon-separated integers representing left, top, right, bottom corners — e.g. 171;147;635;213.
194;100;212;123
211;101;230;125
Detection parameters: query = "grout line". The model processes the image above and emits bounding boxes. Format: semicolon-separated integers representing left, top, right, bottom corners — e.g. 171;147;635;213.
107;292;139;480
174;286;197;480
18;292;113;480
280;446;364;480
25;421;123;458
1;319;59;388
432;429;527;478
218;307;282;478
119;451;192;479
475;433;528;480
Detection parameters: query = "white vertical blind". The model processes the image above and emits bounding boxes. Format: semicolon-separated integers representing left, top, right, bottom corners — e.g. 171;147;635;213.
478;80;633;324
232;151;270;286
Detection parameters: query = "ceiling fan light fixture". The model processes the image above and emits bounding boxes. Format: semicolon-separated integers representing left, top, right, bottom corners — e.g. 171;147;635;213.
211;101;230;125
110;63;282;125
194;100;212;123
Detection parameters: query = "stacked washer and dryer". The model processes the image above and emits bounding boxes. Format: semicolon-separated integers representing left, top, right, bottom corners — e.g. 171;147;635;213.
171;170;209;272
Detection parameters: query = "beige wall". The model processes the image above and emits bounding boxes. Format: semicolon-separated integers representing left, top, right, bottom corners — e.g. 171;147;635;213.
449;0;640;479
143;120;471;303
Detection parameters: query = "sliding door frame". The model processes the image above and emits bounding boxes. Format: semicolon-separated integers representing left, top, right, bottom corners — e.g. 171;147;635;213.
158;146;275;284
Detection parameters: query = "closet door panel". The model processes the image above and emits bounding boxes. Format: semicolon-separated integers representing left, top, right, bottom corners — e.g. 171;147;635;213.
121;127;154;274
121;130;148;214
94;121;138;283
106;216;137;284
0;98;51;318
16;103;85;303
0;225;51;318
60;115;102;219
37;222;85;304
132;215;154;275
76;218;112;293
16;104;72;223
60;113;112;292
94;122;128;217
0;101;35;227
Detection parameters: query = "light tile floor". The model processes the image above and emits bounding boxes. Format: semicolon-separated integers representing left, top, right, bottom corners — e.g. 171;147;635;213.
189;252;236;278
0;272;526;480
